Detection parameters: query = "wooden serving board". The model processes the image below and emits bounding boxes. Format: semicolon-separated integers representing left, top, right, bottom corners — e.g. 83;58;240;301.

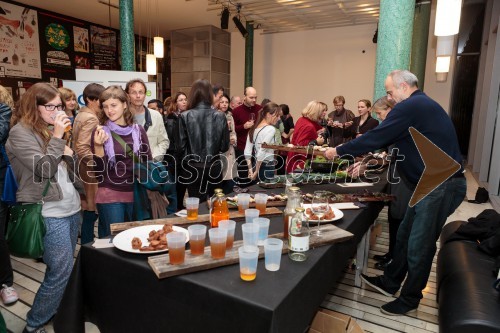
110;207;283;235
261;143;327;157
148;224;353;279
227;200;287;209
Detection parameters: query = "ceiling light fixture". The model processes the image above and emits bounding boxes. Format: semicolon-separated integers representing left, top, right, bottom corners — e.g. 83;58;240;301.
153;0;163;58
434;0;463;36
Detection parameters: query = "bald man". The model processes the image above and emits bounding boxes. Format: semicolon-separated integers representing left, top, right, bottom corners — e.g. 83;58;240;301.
231;87;261;186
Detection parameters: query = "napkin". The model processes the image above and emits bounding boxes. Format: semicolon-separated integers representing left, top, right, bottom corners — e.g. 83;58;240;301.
175;209;188;217
337;182;373;187
92;238;115;249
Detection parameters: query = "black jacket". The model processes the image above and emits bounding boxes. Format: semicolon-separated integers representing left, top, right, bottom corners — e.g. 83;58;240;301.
165;113;181;157
0;103;12;171
179;102;230;165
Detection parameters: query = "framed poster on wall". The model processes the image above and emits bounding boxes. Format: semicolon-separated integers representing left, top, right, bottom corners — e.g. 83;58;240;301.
0;1;41;78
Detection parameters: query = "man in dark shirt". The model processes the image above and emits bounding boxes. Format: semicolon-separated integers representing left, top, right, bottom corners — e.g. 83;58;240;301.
325;70;466;316
232;87;261;187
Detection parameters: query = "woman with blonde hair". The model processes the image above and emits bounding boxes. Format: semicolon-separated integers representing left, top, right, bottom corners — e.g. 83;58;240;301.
0;85;17;307
92;86;152;235
6;83;82;332
58;87;79;124
286;101;327;173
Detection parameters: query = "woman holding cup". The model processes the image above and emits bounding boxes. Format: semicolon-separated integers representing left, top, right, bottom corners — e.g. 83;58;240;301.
6;83;83;333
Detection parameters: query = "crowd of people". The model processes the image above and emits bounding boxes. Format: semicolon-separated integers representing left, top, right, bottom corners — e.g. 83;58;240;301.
0;69;466;331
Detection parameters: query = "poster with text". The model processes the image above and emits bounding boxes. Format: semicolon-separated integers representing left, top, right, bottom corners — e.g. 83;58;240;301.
90;25;117;70
73;26;88;52
0;1;41;78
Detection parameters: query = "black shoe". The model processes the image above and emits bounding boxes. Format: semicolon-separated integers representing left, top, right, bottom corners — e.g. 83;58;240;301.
360;273;396;297
373;253;391;262
380;298;418;316
375;259;392;270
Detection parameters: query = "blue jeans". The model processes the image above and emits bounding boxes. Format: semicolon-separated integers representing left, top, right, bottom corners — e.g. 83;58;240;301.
258;161;275;182
26;212;80;328
96;203;133;238
381;177;466;307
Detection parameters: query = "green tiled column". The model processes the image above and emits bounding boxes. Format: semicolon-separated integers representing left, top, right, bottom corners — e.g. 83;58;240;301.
244;22;254;88
120;0;135;71
373;0;416;100
410;1;431;90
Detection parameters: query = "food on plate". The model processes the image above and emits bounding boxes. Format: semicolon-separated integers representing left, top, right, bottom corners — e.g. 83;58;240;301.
132;224;174;252
306;206;336;220
131;237;142;249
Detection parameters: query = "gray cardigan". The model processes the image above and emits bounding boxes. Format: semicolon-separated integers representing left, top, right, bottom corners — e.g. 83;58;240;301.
5;123;83;203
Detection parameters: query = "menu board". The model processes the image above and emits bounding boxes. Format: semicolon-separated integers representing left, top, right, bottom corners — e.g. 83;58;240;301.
0;1;41;78
90;25;117;70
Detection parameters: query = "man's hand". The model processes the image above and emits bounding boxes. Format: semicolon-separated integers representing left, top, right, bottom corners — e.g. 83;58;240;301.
325;147;338;160
347;161;367;179
344;121;354;128
243;120;254;129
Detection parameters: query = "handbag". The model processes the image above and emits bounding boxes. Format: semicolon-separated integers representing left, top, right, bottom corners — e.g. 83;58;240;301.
6;180;50;259
1;145;17;205
110;132;170;192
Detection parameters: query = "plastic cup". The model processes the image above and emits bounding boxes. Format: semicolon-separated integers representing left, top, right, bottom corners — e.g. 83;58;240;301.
218;220;236;249
237;193;250;213
208;228;227;259
166;232;186;265
264;238;283;271
245;209;260;224
186;197;200;220
187;224;207;256
254;193;268;214
242;223;259;247
238;245;259;281
254;217;270;246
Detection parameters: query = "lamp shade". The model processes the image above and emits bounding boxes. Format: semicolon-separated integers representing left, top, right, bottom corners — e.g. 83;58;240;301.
146;54;156;75
435;0;463;36
436;56;451;73
436;35;455;56
154;37;164;58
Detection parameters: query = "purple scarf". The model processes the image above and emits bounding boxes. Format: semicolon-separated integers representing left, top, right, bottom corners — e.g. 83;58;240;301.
101;120;141;167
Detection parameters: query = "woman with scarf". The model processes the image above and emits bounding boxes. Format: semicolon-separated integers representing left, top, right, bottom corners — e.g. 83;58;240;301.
92;85;152;236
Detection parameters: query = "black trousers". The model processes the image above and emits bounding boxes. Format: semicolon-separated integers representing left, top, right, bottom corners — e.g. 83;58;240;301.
182;161;223;202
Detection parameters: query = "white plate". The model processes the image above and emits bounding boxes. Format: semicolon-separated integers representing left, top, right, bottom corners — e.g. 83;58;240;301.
302;204;344;223
112;225;189;254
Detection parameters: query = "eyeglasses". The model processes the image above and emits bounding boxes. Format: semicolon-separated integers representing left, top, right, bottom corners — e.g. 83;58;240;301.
40;104;65;111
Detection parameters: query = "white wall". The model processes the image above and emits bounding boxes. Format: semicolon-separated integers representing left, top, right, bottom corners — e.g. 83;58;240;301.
230;24;378;119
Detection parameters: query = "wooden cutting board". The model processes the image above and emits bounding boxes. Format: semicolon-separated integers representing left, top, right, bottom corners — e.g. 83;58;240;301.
110;207;283;235
261;143;327;157
148;224;353;279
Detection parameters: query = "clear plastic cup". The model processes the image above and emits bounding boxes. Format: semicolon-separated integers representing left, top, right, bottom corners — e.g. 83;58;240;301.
208;228;228;259
186;197;200;220
238;245;259;281
241;223;259;247
245;208;260;224
218;220;236;249
237;193;250;214
264;238;283;271
166;232;186;265
254;193;268;214
254;217;270;246
187;224;207;256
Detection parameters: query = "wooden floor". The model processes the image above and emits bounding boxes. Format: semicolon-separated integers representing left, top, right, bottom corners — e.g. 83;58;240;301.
1;170;491;333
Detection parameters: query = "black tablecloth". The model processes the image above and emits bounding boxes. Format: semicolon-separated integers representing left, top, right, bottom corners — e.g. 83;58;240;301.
54;180;386;333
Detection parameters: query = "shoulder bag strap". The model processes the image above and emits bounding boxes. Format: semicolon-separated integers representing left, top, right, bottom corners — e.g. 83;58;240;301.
110;131;140;164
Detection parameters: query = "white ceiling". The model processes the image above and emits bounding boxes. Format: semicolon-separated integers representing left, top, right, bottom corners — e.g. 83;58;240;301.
12;0;380;37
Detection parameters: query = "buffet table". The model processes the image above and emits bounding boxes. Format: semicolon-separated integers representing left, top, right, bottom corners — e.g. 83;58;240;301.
54;179;386;333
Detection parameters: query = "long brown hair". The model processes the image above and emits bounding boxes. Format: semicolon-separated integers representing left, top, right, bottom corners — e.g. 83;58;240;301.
187;79;213;110
167;91;187;116
11;82;65;145
98;85;134;126
248;102;280;143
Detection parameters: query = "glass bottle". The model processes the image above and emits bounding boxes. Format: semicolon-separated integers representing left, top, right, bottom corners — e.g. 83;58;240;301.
210;192;229;228
282;186;302;239
208;188;224;226
288;207;310;262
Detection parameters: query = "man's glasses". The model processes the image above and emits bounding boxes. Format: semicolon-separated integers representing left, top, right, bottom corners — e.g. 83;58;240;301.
40;104;65;111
